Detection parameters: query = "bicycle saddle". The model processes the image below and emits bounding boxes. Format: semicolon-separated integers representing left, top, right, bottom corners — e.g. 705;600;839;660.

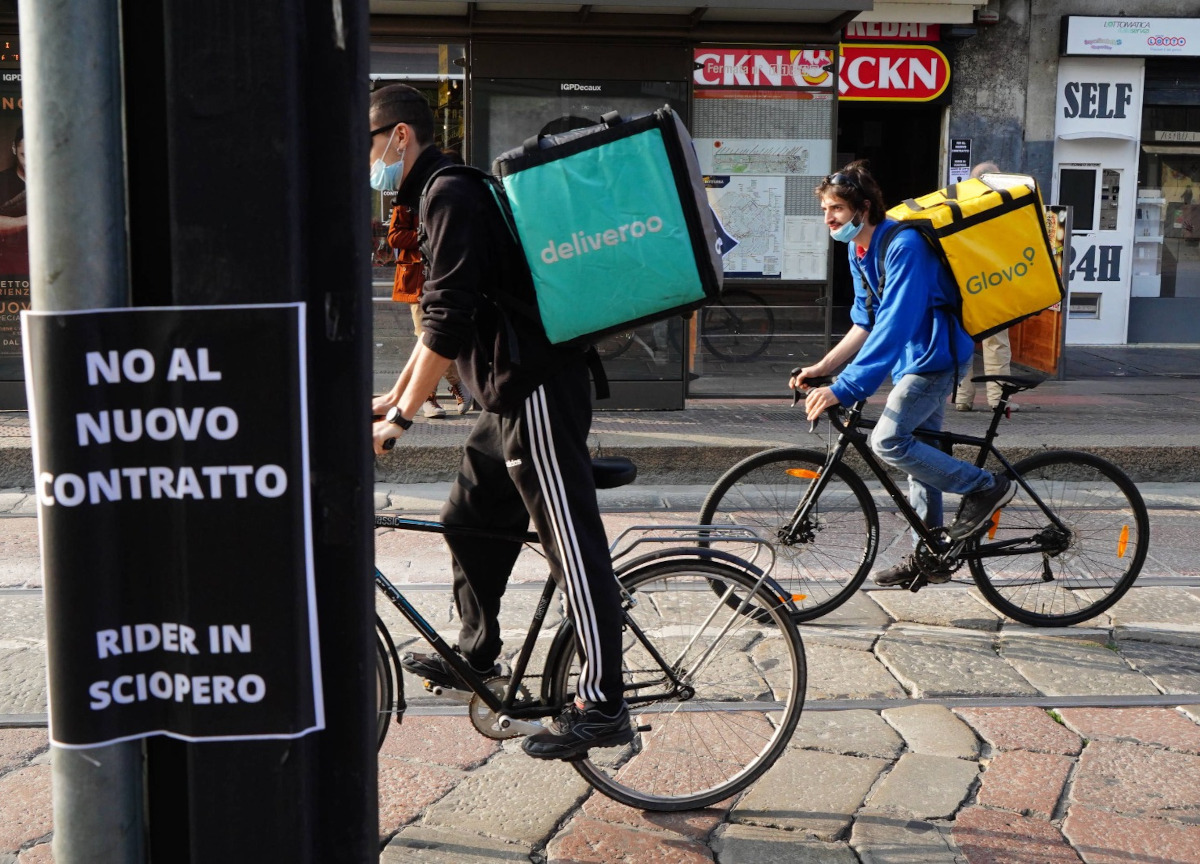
592;456;637;489
969;374;1044;392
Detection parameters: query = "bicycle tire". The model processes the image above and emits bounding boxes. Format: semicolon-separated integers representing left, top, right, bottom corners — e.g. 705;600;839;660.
375;616;398;750
700;290;774;362
545;557;806;811
967;450;1149;627
699;448;879;622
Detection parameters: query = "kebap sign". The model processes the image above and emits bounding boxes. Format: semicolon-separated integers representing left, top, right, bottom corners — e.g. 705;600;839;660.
21;303;323;748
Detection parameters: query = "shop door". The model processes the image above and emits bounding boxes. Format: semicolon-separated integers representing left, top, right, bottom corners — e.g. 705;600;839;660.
470;42;694;409
832;102;942;332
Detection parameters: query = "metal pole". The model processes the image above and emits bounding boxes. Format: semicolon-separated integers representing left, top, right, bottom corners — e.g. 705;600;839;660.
18;0;144;861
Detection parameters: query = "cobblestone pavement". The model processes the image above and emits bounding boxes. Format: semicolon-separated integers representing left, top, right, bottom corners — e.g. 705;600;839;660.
3;483;1200;861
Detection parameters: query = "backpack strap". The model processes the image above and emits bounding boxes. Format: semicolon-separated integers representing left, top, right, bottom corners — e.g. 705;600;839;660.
417;163;541;363
861;221;966;402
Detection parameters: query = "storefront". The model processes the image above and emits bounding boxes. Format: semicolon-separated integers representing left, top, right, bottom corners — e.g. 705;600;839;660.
370;2;877;407
368;1;994;405
1055;15;1200;345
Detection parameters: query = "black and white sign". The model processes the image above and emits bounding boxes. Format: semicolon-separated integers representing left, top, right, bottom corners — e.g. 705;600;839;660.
948;138;972;185
21;303;322;748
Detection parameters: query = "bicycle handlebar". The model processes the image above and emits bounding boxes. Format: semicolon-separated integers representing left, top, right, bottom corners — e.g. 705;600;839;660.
789;369;840;432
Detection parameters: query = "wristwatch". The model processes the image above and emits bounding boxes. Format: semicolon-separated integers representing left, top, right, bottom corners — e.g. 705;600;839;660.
385;406;413;431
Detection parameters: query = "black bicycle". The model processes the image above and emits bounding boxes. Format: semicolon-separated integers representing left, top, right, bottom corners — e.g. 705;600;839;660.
593;289;775;363
372;458;806;811
699;375;1150;627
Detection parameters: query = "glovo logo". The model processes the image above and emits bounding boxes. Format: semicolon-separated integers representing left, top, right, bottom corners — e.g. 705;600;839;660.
966;247;1037;295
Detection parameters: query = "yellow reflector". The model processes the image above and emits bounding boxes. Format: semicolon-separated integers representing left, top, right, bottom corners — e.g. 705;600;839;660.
987;509;1002;539
1117;524;1129;558
786;468;820;479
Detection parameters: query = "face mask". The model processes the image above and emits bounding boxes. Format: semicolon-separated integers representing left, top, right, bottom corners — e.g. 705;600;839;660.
830;213;863;243
369;129;405;192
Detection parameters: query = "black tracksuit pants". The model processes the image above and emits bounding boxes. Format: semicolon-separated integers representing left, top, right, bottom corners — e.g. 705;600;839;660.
440;363;624;707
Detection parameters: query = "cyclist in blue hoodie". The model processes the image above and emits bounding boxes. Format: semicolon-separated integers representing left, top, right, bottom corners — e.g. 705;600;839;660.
791;160;1014;588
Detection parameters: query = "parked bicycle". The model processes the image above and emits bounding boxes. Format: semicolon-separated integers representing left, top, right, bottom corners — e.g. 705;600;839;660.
593;288;775;363
699;375;1149;627
372;457;807;811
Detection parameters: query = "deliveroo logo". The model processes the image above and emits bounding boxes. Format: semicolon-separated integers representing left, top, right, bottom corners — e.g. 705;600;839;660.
966;247;1037;294
539;216;666;264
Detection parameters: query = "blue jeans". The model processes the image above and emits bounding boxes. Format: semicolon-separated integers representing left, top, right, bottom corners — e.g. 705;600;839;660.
870;364;992;540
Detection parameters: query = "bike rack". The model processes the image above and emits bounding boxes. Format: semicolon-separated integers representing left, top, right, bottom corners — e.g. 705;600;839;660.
608;525;777;576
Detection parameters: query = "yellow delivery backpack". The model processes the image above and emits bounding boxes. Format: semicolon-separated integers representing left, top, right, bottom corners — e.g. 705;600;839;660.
878;173;1065;340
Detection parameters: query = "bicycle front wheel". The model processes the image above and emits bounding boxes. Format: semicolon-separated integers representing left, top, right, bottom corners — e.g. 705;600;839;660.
699;448;879;622
968;451;1149;627
376;616;398;750
546;558;806;811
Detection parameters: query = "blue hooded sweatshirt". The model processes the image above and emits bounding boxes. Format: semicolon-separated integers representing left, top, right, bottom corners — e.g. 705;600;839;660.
829;219;975;405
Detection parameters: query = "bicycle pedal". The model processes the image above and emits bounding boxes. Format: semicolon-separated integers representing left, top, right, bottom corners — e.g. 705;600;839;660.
906;576;927;593
636;724;652;733
423;681;473;703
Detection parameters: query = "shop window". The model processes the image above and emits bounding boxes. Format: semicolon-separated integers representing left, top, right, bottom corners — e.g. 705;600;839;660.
1059;167;1097;231
1138;101;1200;300
369;42;465;395
0;34;25;387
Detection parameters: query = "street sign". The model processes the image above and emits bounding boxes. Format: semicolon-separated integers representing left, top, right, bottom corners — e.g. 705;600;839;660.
22;303;323;748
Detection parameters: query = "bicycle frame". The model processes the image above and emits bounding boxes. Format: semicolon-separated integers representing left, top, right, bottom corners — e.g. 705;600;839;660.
373;516;786;725
788;397;1072;562
374;515;558;723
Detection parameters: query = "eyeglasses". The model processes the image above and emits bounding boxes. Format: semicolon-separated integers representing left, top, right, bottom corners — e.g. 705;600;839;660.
825;172;861;190
370;122;399;138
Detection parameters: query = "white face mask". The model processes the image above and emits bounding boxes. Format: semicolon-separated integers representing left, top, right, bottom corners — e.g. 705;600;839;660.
369;128;405;192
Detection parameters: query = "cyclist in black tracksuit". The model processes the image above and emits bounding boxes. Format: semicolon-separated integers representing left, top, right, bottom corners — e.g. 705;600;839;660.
367;84;631;761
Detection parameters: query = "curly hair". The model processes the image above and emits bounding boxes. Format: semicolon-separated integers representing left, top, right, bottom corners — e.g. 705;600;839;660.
814;159;887;226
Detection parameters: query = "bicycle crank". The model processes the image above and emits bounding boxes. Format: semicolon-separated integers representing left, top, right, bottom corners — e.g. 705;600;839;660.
468;677;533;740
906;545;960;592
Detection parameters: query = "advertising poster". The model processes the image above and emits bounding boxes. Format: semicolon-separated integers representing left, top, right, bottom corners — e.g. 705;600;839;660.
22;303;322;748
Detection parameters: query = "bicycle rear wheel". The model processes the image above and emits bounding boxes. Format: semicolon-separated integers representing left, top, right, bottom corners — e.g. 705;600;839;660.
968;451;1149;627
699;448;879;622
545;557;806;811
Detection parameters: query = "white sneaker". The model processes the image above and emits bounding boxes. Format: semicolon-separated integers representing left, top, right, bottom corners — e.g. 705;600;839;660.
448;382;474;415
421;396;446;419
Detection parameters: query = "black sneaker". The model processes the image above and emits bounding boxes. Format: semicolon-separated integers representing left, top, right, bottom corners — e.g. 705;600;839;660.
948;475;1016;540
522;701;635;761
400;650;500;691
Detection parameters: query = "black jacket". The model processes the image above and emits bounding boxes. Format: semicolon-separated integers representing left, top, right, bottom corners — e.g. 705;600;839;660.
406;147;591;413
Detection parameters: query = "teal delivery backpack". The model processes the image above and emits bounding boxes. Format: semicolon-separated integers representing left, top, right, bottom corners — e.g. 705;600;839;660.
491;106;724;346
